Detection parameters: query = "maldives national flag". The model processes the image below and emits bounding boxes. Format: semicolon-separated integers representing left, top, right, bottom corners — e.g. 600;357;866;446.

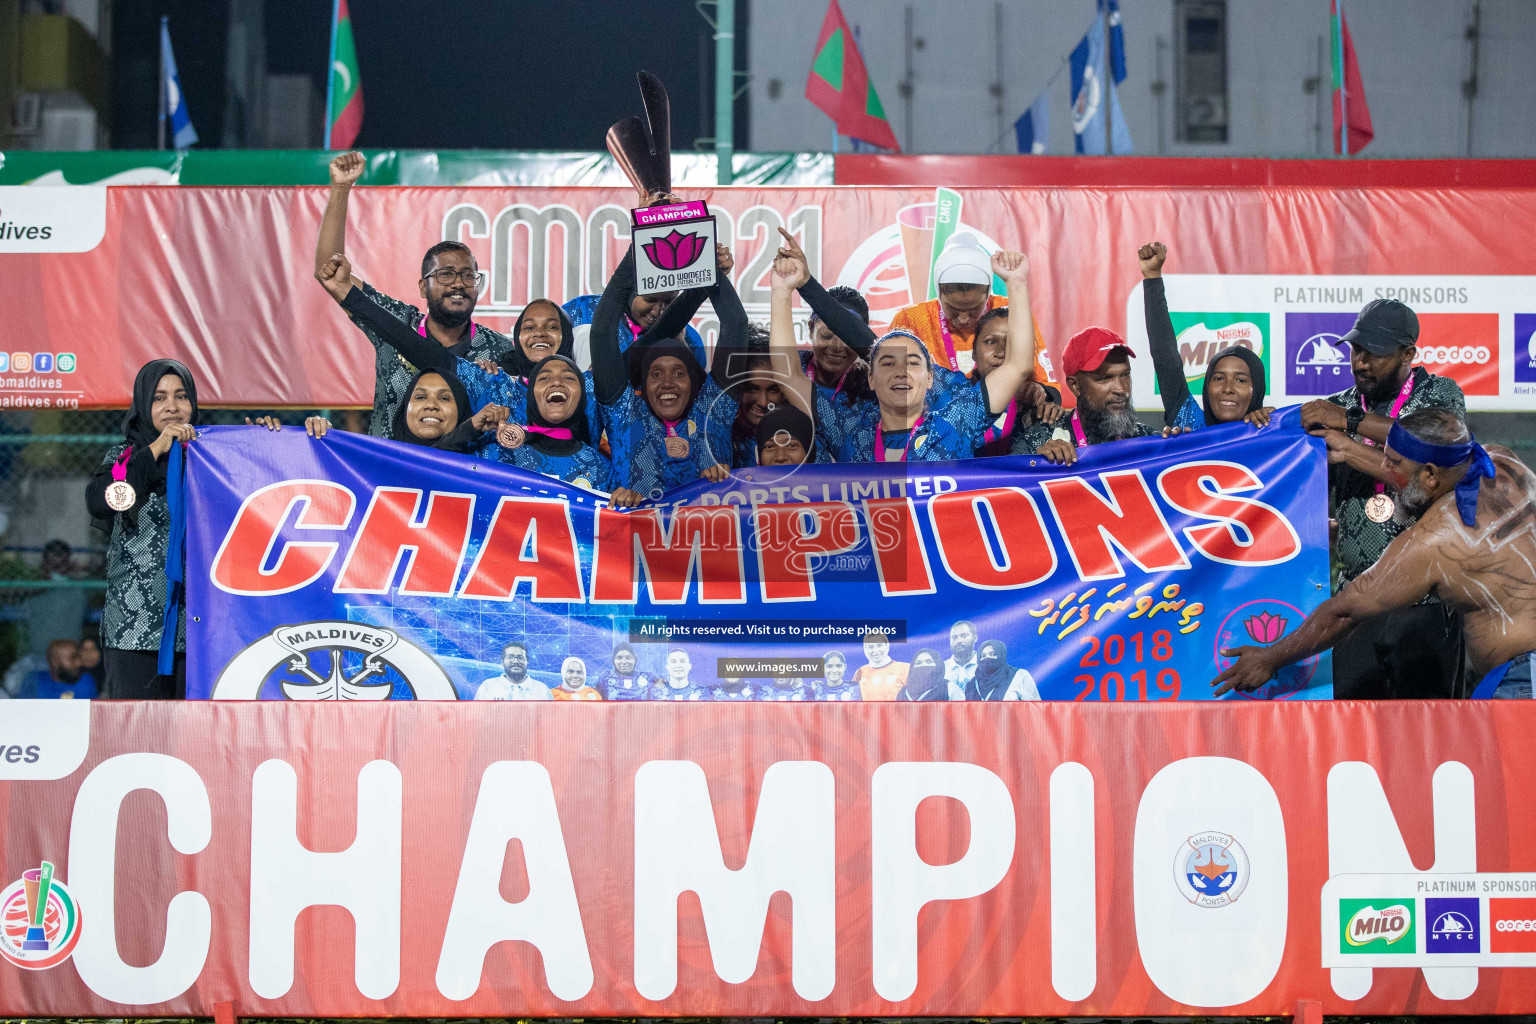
805;0;900;152
326;0;364;148
1329;0;1372;154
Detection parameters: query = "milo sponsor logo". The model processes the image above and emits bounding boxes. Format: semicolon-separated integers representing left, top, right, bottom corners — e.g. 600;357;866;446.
1163;312;1270;393
1340;898;1417;953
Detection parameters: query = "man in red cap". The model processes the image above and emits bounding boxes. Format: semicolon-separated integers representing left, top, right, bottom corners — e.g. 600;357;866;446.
1011;327;1158;464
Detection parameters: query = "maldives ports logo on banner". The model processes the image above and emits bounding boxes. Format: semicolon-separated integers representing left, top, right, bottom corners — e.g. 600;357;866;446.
1162;313;1269;394
1173;831;1250;908
0;861;82;969
1340;898;1416;954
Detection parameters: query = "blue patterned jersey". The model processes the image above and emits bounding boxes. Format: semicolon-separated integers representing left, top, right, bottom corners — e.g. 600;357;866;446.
482;441;613;491
711;680;764;701
810;679;864;701
600;378;734;498
1172;394;1206;431
453;359;604;442
732;430;758;469
650;678;714;701
563;294;708;368
597;671;657;701
799;351;877;462
759;679;815;702
834;373;994;463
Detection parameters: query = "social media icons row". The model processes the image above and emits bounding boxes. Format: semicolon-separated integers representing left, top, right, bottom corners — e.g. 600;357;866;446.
0;353;76;374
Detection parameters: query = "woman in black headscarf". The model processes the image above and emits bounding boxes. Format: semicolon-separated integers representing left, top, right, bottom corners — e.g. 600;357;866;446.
85;359;200;698
966;640;1041;701
389;368;507;453
897;648;954;701
487;354;612;490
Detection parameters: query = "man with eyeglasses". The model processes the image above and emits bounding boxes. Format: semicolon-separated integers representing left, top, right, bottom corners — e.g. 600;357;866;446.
315;151;513;437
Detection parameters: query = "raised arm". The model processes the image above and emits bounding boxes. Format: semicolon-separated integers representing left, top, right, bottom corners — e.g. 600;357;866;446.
980;250;1035;415
768;254;815;417
1211;524;1437;695
1139;243;1192;428
320;253;457;376
590;245;639;405
777;227;876;355
704;249;750;389
314;152;366;300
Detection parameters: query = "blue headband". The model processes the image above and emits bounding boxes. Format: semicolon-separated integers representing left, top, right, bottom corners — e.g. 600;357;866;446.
1386;421;1496;527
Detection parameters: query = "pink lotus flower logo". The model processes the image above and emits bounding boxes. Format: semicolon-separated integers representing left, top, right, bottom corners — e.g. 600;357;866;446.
642;229;708;271
1244;612;1288;644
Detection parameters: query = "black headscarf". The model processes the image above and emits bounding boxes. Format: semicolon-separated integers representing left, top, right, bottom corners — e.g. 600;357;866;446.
119;359;200;493
968;640;1016;701
755;404;815;456
1201;346;1267;424
391;368;474;452
525;354;591;451
501;300;576;379
124;359;200;448
898;648;948;701
629;337;707;419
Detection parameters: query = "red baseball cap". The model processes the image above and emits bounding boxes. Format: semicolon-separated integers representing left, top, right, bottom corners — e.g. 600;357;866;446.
1062;326;1135;378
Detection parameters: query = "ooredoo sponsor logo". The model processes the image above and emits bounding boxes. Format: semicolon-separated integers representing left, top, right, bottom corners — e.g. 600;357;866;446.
1490;898;1536;953
1415;312;1499;396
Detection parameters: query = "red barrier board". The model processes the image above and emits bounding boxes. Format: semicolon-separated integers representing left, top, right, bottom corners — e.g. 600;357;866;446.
2;181;1535;410
2;700;1535;1017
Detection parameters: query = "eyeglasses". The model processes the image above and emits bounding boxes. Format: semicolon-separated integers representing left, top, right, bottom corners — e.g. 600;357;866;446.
423;268;482;287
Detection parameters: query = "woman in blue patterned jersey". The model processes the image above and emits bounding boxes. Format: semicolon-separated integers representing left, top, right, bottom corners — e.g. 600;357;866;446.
590;243;747;506
85;359;200;699
480;354;612;490
390;368;508;453
597;644;657;701
767;245;1040;463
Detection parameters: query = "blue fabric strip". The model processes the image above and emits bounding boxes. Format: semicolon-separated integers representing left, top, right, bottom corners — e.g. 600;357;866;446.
158;440;187;676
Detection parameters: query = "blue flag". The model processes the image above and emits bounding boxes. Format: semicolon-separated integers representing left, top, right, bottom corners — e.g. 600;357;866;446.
1069;3;1133;155
1014;86;1051;154
160;19;199;150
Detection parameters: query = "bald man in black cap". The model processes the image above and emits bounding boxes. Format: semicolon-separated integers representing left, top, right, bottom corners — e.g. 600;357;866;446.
1299;298;1468;698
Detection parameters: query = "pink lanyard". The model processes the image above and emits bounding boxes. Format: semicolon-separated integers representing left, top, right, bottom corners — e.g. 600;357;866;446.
875;415;924;463
983;397;1018;444
525;424;573;440
1357;373;1416;449
1359;373;1415;497
937;298;989;372
807;356;853;400
1069;414;1090;449
112;446;133;480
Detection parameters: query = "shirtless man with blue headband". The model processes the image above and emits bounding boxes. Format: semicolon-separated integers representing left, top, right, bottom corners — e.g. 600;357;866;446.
1214;408;1536;700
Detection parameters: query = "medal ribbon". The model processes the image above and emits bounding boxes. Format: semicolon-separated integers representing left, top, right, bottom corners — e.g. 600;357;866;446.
417;315;477;343
875;414;925;463
525;424;574;440
983;397;1019;445
1069;414;1090;449
1358;373;1417;499
806;355;853;399
111;446;133;482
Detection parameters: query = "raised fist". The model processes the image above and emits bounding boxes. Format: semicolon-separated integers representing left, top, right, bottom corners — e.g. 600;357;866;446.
330;151;365;187
991;249;1029;283
1138;242;1167;278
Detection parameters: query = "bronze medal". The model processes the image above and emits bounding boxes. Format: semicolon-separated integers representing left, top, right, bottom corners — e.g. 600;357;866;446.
665;436;690;459
1364;493;1395;523
496;423;527;449
104;480;137;512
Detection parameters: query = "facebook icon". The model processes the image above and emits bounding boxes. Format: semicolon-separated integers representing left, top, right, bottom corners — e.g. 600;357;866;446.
34;353;53;373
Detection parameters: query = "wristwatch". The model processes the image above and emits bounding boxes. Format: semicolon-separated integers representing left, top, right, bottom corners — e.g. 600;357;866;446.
1345;406;1365;434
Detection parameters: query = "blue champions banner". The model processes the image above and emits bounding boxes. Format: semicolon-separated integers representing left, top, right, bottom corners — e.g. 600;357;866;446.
185;410;1332;702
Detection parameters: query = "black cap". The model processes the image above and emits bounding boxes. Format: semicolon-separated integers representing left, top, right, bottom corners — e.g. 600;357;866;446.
755;403;814;456
1341;298;1419;356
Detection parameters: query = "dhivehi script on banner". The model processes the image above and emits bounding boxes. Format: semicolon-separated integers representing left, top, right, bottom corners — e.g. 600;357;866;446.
185;409;1332;701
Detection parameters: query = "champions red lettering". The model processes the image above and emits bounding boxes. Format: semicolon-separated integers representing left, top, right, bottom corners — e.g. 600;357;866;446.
929;487;1056;590
1156;461;1302;565
590;505;745;604
1039;471;1191;580
862;498;935;596
754;502;862;602
210;480;356;595
334;488;475;595
457;496;584;602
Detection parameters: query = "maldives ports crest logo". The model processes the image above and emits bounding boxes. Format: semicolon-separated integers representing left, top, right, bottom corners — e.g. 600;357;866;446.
211;621;458;700
0;861;82;969
1173;831;1250;908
